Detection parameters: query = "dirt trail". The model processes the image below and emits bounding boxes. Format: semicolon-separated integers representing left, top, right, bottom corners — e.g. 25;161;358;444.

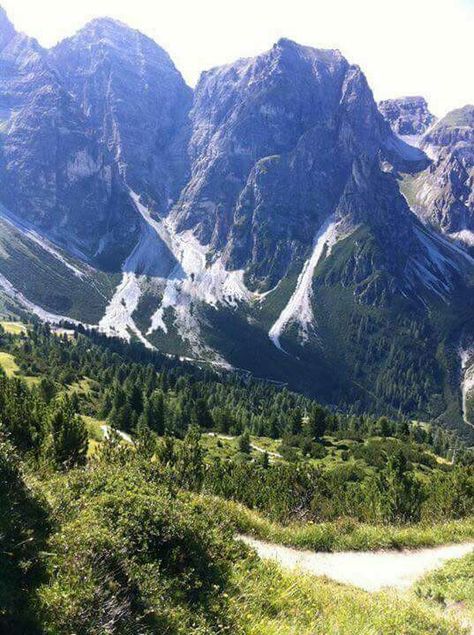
240;535;474;592
205;432;282;458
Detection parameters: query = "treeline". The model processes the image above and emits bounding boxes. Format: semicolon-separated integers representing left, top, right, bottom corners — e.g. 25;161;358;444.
0;323;469;465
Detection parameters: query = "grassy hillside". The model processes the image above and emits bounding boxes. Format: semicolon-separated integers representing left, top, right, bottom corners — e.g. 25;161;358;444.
232;559;464;635
0;218;118;323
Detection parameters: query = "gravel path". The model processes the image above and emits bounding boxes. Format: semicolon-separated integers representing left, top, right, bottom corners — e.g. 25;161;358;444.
240;535;474;592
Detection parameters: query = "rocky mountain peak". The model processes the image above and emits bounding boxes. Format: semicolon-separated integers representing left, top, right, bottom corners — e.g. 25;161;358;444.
50;14;192;223
58;16;179;74
423;105;474;148
379;96;436;137
272;37;344;63
0;6;16;50
400;104;474;247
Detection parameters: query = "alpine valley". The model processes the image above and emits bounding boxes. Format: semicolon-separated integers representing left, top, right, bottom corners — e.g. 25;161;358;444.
0;7;473;435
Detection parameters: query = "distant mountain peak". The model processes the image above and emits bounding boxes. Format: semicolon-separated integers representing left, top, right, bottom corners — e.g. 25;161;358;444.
271;37;346;66
79;16;147;40
379;96;436;137
65;16;169;56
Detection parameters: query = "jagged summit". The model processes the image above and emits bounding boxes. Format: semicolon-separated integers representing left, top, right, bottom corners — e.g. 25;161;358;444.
67;16;160;49
379;96;436;137
273;37;344;59
54;15;186;85
426;105;474;139
400;104;474;247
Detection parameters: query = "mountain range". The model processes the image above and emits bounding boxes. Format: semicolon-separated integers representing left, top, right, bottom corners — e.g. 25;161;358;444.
0;7;472;435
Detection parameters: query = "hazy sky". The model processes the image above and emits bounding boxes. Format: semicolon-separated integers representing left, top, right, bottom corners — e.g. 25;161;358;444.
2;0;473;117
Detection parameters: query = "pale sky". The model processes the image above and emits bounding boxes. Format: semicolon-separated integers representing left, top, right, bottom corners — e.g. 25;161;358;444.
2;0;473;117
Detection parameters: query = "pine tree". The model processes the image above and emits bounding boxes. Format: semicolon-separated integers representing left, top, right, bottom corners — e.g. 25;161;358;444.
238;431;251;454
50;398;88;469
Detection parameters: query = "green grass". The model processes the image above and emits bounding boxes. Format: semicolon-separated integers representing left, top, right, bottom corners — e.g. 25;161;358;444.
204;496;474;552
231;558;464;634
202;433;284;462
0;351;20;377
66;378;95;397
0;320;27;335
415;552;474;624
0;350;40;386
82;415;105;442
81;415;106;457
0;218;117;323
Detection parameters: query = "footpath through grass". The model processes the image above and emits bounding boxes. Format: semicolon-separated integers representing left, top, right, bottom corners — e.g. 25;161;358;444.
204;496;474;552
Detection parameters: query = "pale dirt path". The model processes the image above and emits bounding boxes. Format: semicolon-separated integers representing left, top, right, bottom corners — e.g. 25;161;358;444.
240;535;474;592
205;432;282;459
100;424;133;444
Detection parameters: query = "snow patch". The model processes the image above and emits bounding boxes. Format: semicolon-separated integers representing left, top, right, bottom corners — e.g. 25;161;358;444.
406;226;471;301
129;193;252;354
147;224;252;354
269;217;340;352
420;142;440;161
101;191;254;358
449;229;474;248
99;271;152;349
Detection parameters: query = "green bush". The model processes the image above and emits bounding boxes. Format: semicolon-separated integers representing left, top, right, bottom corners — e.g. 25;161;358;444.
38;458;241;634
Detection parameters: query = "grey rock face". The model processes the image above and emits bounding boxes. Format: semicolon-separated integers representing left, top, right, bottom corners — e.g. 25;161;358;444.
0;6;15;50
0;13;135;267
379;96;436;137
51;18;192;214
173;39;415;290
0;13;192;269
402;106;474;245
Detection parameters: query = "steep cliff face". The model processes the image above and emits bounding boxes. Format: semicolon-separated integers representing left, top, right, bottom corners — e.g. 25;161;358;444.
0;12;192;269
0;10;131;265
172;39;419;290
401;106;474;249
379;96;436;139
51;18;192;214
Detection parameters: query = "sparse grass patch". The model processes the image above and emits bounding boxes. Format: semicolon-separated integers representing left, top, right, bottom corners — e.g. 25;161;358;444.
415;552;474;622
231;558;464;634
82;415;105;442
0;351;20;377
